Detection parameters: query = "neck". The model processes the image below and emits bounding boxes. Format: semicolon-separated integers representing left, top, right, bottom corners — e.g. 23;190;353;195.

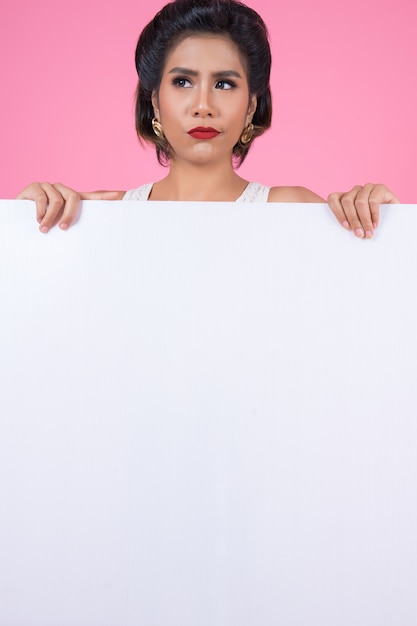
151;158;249;202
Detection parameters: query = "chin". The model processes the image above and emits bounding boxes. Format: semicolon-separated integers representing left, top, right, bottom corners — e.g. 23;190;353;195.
195;143;235;163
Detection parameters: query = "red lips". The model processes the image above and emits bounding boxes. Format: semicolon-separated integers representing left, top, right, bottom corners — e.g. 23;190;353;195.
188;126;220;140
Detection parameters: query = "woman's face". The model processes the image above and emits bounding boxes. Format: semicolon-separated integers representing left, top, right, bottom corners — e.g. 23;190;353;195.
152;34;257;165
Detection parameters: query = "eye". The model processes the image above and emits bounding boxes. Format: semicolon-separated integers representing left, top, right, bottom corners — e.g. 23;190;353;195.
172;77;192;88
215;80;236;90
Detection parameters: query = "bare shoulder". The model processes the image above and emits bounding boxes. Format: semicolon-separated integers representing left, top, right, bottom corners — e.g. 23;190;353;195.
268;186;325;203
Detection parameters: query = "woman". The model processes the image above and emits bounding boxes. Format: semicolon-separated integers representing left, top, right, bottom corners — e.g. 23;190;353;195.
17;0;399;236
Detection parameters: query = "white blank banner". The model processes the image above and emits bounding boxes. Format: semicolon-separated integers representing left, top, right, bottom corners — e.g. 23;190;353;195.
0;200;416;626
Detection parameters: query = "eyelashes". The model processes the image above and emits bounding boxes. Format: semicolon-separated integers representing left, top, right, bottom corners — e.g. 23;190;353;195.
171;76;237;90
215;80;237;90
171;77;192;88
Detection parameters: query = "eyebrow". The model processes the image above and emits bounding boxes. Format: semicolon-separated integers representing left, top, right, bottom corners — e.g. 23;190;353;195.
168;67;243;79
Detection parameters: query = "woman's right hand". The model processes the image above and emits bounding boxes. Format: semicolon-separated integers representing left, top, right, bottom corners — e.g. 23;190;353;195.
16;182;124;233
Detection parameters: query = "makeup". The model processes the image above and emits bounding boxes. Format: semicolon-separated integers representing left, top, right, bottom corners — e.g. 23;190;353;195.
188;126;220;140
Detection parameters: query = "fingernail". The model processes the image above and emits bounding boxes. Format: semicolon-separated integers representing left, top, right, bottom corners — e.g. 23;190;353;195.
355;228;364;238
373;222;378;229
365;230;373;239
40;225;49;234
59;223;68;230
342;220;350;230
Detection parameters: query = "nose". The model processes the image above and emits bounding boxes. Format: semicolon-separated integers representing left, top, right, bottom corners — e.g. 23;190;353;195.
191;85;215;117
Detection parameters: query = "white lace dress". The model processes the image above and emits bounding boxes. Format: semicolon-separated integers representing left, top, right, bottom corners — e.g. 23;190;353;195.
123;181;270;202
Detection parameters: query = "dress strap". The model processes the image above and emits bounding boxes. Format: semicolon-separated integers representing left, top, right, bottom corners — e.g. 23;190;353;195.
235;182;270;202
123;183;153;200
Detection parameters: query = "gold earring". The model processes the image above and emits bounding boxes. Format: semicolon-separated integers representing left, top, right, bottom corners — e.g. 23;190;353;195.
152;118;164;138
240;123;254;145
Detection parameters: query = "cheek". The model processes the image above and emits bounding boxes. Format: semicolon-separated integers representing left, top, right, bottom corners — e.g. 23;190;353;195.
159;93;186;125
228;93;251;117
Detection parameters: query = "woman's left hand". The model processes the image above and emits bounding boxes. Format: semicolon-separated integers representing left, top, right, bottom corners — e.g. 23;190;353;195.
327;184;400;238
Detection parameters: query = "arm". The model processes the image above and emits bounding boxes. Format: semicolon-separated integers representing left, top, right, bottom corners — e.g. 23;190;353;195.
268;183;400;238
16;182;125;234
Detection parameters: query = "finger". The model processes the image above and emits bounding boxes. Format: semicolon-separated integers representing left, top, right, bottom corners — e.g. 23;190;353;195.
351;183;376;238
327;192;352;230
369;183;400;205
53;183;82;230
337;185;370;238
368;184;400;229
52;183;81;230
37;183;66;233
80;190;125;201
327;187;365;236
16;182;49;223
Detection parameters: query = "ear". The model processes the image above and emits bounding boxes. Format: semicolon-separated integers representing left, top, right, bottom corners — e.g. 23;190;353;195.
151;90;160;119
246;95;257;123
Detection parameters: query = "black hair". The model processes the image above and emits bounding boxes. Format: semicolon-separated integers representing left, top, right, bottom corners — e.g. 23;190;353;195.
134;0;272;166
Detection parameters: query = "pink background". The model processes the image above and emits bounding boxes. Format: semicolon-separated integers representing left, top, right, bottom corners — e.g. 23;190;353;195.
1;0;416;201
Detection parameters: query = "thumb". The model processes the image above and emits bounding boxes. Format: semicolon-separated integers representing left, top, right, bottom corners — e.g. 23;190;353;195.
385;191;401;205
80;190;124;201
373;185;400;205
